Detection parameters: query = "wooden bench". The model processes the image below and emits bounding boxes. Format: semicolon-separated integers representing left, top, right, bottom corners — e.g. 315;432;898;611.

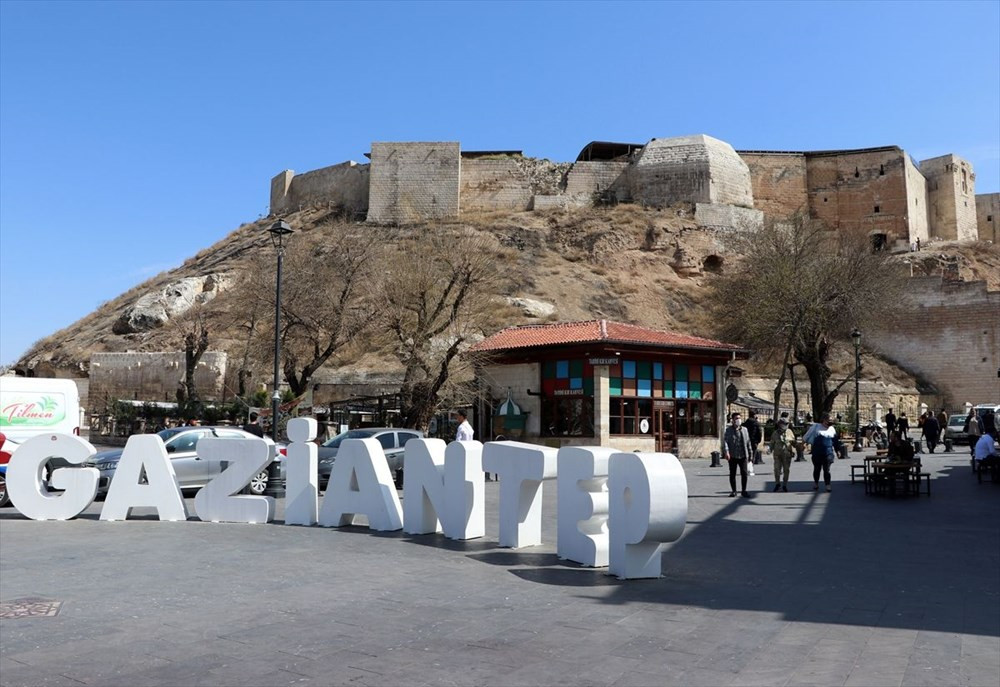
851;464;867;484
912;472;931;496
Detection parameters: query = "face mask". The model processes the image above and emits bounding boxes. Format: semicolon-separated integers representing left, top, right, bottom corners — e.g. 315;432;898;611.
733;419;742;427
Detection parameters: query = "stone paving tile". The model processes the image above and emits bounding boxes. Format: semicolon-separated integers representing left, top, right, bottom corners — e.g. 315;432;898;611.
1;451;998;686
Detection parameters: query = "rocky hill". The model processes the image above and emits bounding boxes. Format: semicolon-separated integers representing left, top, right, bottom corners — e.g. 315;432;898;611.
14;203;1000;390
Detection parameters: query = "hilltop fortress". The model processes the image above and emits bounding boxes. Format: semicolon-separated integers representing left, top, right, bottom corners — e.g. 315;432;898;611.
270;134;999;246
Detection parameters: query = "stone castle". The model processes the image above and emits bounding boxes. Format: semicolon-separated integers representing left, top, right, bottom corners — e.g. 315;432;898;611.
270;134;999;246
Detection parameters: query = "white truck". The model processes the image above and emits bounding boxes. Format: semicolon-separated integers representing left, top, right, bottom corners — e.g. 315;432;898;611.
0;377;81;443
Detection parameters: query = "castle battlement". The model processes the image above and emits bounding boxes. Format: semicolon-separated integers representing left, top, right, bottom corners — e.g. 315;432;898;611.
270;135;986;243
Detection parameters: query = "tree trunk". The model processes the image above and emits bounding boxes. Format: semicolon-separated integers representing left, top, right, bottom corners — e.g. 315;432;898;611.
184;329;209;403
789;363;800;420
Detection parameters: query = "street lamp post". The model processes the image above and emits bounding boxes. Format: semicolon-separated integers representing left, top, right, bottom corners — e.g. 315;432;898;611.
267;219;294;494
851;328;862;452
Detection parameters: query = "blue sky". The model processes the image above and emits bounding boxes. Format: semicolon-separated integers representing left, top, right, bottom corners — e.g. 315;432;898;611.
1;0;998;365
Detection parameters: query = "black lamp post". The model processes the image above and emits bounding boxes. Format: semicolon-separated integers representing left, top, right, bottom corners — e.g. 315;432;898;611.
851;328;862;452
267;219;293;493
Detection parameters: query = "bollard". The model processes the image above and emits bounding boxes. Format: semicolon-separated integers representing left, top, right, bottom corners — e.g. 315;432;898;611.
710;450;722;468
795;442;805;462
838;444;849;460
912;439;922;454
944;438;953;452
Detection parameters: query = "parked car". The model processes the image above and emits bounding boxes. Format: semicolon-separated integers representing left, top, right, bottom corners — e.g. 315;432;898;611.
92;426;283;497
945;413;971;446
318;428;424;489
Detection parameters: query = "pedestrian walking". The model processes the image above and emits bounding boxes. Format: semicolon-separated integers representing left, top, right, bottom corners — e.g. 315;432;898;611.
885;408;897;437
455;410;474;442
810;413;841;493
898;412;910;440
745;411;763;466
723;412;752;497
921;413;941;453
964;408;983;456
769;416;796;492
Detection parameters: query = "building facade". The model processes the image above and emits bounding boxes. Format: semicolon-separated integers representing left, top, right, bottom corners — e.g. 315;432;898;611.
471;320;749;459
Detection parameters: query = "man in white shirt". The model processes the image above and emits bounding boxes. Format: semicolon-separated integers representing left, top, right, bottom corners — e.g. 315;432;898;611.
974;432;999;482
455;410;474;442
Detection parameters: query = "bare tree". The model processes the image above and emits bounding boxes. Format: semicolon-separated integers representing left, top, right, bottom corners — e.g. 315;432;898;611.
376;228;515;430
234;221;381;397
709;216;906;419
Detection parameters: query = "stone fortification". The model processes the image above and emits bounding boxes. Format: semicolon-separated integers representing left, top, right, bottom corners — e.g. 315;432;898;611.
920;154;978;242
866;277;1000;406
739;147;979;246
265;135;986;242
977;193;999;244
367;142;461;224
89;351;229;412
460;155;571;213
630;135;754;209
270;161;369;217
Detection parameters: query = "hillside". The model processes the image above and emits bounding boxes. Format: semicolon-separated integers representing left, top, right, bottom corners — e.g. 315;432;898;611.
14;203;1000;389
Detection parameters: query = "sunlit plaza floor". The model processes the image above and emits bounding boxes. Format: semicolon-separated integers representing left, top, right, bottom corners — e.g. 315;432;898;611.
2;449;998;687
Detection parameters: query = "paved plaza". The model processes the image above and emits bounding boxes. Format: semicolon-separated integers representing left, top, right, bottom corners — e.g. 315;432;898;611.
1;449;998;687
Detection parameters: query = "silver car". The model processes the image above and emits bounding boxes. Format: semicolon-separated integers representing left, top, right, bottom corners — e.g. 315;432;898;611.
93;427;281;497
318;428;424;489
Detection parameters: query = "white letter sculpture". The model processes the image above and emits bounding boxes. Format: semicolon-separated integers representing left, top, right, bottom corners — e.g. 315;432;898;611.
284;417;318;526
318;438;402;531
402;439;485;539
608;451;688;579
557;446;613;567
443;439;484;540
101;434;188;521
6;433;98;520
482;440;557;548
403;438;447;535
194;437;275;524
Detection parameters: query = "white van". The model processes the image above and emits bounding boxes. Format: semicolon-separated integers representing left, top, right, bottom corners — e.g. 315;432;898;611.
0;377;81;443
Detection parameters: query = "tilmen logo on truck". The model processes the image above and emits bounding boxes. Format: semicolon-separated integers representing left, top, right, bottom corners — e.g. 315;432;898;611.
0;393;66;427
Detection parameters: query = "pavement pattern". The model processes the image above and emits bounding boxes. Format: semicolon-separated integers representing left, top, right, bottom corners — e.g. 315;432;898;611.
1;449;998;687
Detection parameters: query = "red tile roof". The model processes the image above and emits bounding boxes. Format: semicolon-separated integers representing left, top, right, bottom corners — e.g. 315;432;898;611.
470;319;747;354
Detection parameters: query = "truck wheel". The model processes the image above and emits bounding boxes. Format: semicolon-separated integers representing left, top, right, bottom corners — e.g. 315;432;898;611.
0;474;9;507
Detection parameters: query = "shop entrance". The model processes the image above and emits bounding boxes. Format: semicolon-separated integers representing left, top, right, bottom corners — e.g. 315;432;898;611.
653;400;675;453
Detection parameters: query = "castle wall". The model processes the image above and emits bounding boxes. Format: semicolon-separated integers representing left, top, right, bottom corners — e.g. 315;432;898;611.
564;160;631;201
367;142;461;223
694;203;764;231
270;162;370;216
866;277;1000;406
903;155;930;244
459;157;569;212
88;351;228;413
738;152;809;221
976;193;1000;244
805;149;910;242
920;154;978;241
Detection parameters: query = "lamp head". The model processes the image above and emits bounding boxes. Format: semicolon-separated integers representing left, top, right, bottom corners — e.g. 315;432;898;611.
267;220;294;249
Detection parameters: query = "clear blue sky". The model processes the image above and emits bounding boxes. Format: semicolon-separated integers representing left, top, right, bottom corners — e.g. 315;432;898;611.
1;0;998;365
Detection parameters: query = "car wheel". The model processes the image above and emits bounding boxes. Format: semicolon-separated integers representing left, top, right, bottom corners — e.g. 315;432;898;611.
0;474;9;507
247;470;269;496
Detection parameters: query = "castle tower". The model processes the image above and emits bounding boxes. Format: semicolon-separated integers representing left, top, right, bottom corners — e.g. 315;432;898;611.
630;135;754;209
919;154;978;241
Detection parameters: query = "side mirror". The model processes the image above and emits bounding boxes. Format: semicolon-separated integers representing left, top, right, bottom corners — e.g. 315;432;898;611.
166;445;176;454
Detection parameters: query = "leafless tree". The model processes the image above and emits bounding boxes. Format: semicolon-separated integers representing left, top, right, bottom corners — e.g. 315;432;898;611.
376;228;516;430
708;215;906;419
227;220;381;398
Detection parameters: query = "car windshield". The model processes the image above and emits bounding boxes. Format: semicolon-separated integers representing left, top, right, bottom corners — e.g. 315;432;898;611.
948;416;966;427
157;428;188;442
323;429;378;449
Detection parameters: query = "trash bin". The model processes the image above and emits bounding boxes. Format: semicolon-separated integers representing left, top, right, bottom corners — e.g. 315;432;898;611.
710;451;722;468
944;438;954;452
838;444;849;460
912;439;923;454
